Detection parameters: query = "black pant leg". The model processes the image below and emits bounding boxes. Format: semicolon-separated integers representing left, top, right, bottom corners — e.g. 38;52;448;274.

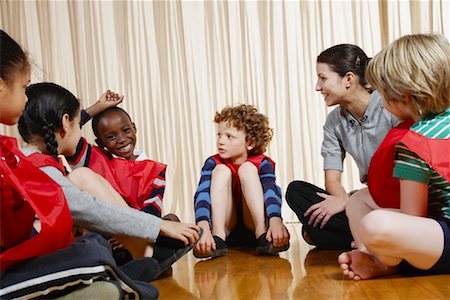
286;180;352;250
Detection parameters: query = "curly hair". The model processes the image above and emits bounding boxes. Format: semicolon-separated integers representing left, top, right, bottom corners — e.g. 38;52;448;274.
214;104;273;156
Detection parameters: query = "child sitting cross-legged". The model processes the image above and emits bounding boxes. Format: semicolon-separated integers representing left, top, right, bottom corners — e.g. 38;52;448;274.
193;104;290;259
338;33;450;280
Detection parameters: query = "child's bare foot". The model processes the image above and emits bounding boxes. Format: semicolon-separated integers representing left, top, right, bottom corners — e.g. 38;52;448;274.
338;250;397;280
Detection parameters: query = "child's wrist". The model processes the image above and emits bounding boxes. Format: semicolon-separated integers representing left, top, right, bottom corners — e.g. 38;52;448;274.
197;220;211;230
269;216;282;225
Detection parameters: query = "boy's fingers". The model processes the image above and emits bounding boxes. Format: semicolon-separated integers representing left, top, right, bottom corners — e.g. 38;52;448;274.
266;231;272;242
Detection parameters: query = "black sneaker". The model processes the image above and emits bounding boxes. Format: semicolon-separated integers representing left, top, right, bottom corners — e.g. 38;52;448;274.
162;213;181;222
256;233;290;255
119;257;160;282
193;235;228;259
113;247;134;266
152;227;203;278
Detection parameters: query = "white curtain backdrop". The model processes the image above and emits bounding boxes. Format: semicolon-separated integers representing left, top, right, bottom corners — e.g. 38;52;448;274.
1;0;449;222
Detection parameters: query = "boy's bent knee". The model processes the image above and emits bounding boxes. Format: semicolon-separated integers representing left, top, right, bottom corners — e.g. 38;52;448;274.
67;167;91;185
237;161;257;177
212;164;232;180
359;210;395;246
345;195;360;217
67;167;102;188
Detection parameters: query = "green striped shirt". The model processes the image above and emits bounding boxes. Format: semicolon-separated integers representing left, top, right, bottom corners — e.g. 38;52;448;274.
393;108;450;219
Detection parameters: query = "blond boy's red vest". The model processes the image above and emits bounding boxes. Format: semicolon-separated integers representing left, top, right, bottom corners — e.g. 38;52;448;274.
368;119;450;208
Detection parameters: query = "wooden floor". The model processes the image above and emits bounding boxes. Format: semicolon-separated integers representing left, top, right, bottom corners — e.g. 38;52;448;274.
153;223;450;299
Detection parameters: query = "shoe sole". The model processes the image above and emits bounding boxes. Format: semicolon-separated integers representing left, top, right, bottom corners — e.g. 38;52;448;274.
257;243;290;256
193;247;228;259
155;228;204;278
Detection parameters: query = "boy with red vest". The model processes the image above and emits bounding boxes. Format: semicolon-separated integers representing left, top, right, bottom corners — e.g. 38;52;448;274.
339;34;450;280
193;104;290;258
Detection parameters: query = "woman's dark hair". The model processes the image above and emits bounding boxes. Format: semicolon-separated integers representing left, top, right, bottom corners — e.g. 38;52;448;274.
0;30;30;84
18;83;80;160
317;44;370;88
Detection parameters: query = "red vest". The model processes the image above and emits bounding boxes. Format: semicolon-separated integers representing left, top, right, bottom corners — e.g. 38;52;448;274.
0;136;73;271
68;138;166;211
211;154;274;204
368;119;450;208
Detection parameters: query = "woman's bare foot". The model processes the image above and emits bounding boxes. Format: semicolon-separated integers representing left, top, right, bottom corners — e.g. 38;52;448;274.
338;250;397;280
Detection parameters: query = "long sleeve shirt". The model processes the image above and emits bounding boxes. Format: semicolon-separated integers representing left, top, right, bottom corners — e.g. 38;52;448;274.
194;154;282;224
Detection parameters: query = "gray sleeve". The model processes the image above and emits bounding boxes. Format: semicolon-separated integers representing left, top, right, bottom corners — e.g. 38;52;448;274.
40;166;161;241
321;112;345;172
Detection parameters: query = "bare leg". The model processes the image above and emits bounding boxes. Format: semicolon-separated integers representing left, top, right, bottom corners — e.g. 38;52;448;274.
68;167;153;257
210;165;237;240
345;188;380;249
67;167;128;207
339;210;444;280
239;162;266;238
338;250;397;280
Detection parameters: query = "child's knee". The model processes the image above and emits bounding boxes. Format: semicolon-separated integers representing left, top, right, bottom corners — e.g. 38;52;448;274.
345;195;360;217
67;167;88;185
237;161;257;178
359;210;394;246
67;167;98;187
212;164;232;182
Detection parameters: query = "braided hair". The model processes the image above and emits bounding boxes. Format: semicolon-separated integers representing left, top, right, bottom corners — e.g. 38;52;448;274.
18;82;80;160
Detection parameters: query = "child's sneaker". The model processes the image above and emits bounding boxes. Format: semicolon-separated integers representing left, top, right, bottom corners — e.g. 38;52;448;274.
193;235;228;259
153;227;203;278
256;233;290;255
119;257;160;282
162;213;181;222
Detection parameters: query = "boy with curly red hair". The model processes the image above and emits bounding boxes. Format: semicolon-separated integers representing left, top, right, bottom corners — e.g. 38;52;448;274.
193;104;290;258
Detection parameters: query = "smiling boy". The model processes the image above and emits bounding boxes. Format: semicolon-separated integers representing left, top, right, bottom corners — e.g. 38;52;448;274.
92;107;147;161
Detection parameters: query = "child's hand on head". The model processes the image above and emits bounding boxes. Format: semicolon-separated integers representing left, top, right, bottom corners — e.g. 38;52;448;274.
98;90;124;110
85;90;124;117
266;217;290;247
195;221;216;254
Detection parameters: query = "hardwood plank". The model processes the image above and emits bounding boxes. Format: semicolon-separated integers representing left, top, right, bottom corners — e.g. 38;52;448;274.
152;223;450;299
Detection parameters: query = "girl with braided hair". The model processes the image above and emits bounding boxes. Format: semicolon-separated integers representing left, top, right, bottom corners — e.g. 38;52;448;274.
17;82;201;278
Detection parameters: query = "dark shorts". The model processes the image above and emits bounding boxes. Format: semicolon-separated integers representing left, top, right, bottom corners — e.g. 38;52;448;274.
429;218;450;274
226;222;257;247
400;218;450;275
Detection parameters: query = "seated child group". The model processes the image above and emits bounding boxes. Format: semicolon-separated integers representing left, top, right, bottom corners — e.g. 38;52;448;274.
0;29;449;298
